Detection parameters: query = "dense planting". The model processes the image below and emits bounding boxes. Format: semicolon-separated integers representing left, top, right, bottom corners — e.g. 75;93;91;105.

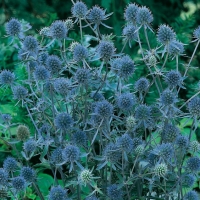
0;1;200;199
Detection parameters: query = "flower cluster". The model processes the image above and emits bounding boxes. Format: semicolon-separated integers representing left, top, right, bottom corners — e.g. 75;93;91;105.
1;1;200;199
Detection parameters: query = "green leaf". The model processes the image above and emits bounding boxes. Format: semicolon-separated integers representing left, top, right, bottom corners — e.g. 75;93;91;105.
37;173;54;197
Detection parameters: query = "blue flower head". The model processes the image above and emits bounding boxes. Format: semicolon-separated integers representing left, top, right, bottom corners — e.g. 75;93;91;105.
5;18;22;36
124;3;139;23
62;145;80;163
136;6;153;26
50;20;68;39
3;157;18;173
135;77;149;92
73;44;88;62
97;40;115;61
12;176;26;192
117;93;136;111
0;70;15;86
20;166;36;183
117;55;135;78
71;1;88;19
54;112;74;131
23;36;38;53
94;100;113;118
33;65;50;81
49;185;67;200
157;24;176;45
46;55;62;75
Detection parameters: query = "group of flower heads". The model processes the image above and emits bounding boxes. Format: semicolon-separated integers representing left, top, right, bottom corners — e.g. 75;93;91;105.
1;0;200;200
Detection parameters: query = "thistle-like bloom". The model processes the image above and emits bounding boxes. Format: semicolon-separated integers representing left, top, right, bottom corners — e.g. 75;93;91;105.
1;113;12;123
65;19;74;30
71;1;88;19
135;77;149;92
87;6;112;28
38;52;48;64
5;18;22;36
188;97;200;117
49;185;68;200
54;112;74;131
126;116;136;130
23;139;37;156
122;24;137;43
97;40;115;61
72;130;87;146
124;3;139;23
186;157;200;173
154;163;168;177
148;55;157;66
114;55;135;78
0;70;15;86
175;135;189;149
168;40;184;58
39;27;51;37
165;70;183;88
50;20;68;39
20;166;36;183
54;78;71;96
16;125;30;141
135;105;151;122
0;168;8;186
94;100;113;119
157;24;176;45
12;176;26;192
50;147;64;165
193;26;200;40
189;141;200;152
13;85;28;100
183;191;199;200
103;143;121;163
182;174;196;188
33;65;50;81
135;145;145;155
46;55;62;75
73;44;88;62
162;123;180;142
79;169;93;185
117;134;133;153
116;93;135;111
3;157;18;173
75;68;90;85
62;145;80;163
160;89;176;106
136;6;153;26
152;143;174;160
23;36;38;53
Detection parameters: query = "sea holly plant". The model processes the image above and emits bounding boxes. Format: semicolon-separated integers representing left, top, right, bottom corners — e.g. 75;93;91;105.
0;1;200;200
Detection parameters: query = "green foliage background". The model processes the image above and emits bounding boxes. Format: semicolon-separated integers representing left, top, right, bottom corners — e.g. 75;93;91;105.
0;0;200;198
